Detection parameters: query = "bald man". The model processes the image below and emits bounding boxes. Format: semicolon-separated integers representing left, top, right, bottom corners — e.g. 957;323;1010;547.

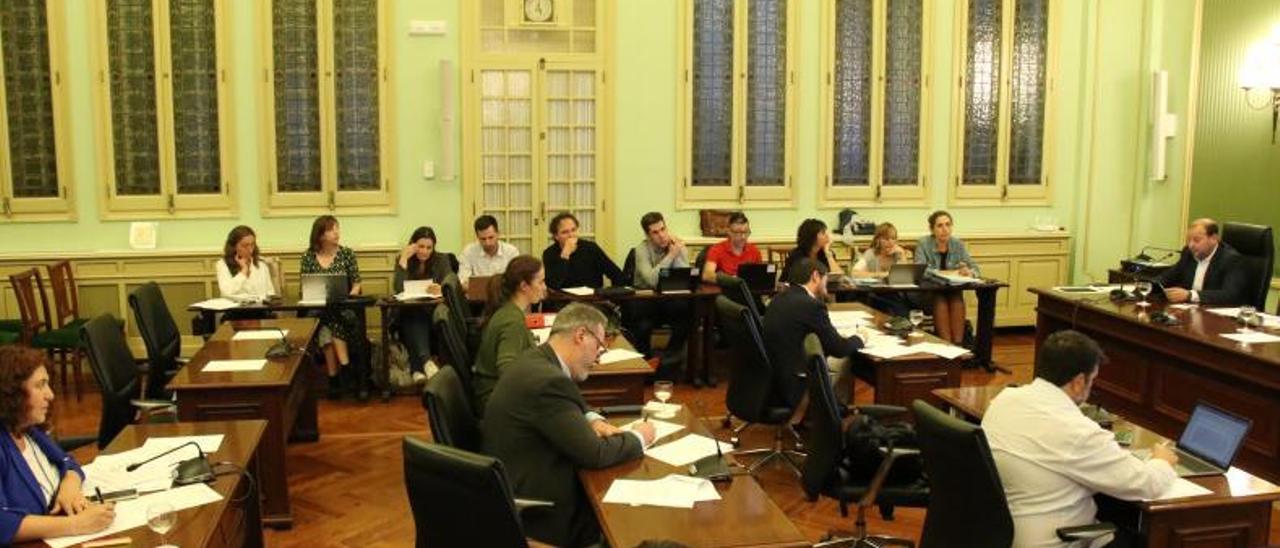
1156;218;1251;306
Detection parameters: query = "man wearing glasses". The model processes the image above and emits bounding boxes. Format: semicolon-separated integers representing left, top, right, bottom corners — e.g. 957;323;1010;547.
483;303;656;547
701;211;762;283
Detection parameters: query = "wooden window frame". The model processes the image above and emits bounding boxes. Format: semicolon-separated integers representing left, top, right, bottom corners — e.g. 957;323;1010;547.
258;0;395;217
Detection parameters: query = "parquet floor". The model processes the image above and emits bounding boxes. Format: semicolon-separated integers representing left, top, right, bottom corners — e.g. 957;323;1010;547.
49;329;1280;547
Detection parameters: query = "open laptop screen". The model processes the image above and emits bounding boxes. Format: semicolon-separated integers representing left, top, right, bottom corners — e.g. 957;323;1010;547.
1178;403;1251;469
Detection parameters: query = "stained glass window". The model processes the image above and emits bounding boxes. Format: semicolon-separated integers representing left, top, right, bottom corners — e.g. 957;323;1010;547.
333;0;380;192
169;0;221;195
690;0;733;187
883;0;922;186
1009;0;1047;185
107;0;162;196
0;0;57;198
272;0;321;193
746;0;787;187
962;0;1001;185
832;0;872;187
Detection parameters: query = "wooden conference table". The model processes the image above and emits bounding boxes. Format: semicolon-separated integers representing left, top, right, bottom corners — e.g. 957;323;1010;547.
932;384;1280;547
579;407;808;547
23;421;266;548
1031;287;1280;484
830;302;969;410
167;318;320;529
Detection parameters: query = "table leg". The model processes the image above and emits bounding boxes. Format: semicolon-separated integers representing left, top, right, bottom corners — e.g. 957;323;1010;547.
289;350;320;443
380;306;392;401
974;287;1009;374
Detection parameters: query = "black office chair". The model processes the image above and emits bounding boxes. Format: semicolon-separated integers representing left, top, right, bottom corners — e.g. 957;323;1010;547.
422;366;480;451
694;245;710;273
802;335;928;547
441;273;479;352
715;296;804;476
128;282;186;399
912;400;1116;547
79;313;175;448
402;437;533;548
433;304;475;404
1221;222;1273;311
445;252;460;274
621;248;637;284
718;274;763;329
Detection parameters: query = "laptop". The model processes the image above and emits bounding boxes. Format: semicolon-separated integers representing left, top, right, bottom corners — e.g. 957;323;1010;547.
886;263;927;286
300;273;350;305
737;263;777;292
657;267;697;294
1136;402;1251;477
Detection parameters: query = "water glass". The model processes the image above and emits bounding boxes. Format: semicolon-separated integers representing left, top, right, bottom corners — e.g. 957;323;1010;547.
1134;281;1152;308
1239;305;1258;332
147;503;177;548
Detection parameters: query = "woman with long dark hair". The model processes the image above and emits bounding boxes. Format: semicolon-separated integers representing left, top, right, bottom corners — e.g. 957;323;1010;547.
471;255;546;413
393;226;453;383
781;218;844;283
0;346;114;544
216;225;275;300
300;215;364;398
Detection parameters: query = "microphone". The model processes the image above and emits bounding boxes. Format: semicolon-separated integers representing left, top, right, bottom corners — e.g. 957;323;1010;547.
687;401;732;482
262;327;295;359
1111;249;1179;301
125;441;215;485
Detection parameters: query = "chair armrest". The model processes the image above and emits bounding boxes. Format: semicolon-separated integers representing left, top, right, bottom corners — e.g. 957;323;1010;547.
849;404;909;420
856;446;920;509
1056;523;1116;542
176;357;190;365
130;399;176;411
597;404;644;416
513;498;554;512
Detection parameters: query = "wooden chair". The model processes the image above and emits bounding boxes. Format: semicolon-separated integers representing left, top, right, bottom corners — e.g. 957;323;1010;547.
9;267;86;399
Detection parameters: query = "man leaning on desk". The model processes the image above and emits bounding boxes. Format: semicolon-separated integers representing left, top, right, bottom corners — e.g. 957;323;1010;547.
483;303;656;547
1156;218;1251;306
983;331;1178;548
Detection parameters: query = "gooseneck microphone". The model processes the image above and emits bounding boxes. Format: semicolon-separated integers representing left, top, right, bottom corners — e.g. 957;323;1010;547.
126;441;202;472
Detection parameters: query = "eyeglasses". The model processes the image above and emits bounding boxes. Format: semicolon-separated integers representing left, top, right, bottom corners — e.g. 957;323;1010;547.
582;328;608;360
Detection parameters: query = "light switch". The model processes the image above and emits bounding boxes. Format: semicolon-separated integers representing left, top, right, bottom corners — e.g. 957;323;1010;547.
423;160;435;179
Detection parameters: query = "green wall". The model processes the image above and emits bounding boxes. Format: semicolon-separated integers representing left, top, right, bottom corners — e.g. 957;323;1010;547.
0;0;1208;288
1188;0;1280;266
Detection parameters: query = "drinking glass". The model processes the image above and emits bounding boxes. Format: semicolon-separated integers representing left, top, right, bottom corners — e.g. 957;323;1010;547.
1134;281;1152;308
653;381;673;404
908;309;925;331
1239;305;1258;333
147;503;177;548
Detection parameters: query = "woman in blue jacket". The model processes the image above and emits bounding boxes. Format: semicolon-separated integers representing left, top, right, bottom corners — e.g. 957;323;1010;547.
915;210;981;344
1;346;114;544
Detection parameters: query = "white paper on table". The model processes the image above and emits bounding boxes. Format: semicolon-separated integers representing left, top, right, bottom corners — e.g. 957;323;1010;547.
190;298;240;311
1052;286;1110;294
47;484;223;548
602;474;717;509
934;273;982;285
202;359;267;372
1143;477;1213;501
1220;331;1280;344
296;298;326;306
620;418;685;444
231;329;288;341
532;327;551;345
646;434;735;467
1166;303;1197;310
909;342;971;360
886;283;919;289
859;344;922;360
562;286;595;296
599;348;645;364
1206;307;1242;317
400;279;441;300
642;401;682;416
829;310;873;325
141;435;224;454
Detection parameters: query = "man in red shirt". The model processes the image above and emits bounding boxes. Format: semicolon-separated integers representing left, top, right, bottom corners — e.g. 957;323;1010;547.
701;212;762;282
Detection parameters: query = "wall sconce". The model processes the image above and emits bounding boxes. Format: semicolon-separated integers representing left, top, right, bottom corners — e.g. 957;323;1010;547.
1239;26;1280;143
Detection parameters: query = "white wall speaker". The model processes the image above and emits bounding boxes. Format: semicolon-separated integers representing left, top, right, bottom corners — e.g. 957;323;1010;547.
439;59;456;182
1150;70;1178;181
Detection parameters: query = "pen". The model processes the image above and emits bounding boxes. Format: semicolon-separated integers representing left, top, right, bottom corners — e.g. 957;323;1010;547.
642;412;648;423
95;487;104;504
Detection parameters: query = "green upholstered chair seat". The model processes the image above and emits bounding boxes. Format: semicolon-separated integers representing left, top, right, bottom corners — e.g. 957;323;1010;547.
31;318;89;349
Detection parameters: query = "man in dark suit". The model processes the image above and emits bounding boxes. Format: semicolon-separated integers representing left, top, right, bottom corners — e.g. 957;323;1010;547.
542;212;627;290
762;257;865;408
482;303;656;547
1157;218;1251;306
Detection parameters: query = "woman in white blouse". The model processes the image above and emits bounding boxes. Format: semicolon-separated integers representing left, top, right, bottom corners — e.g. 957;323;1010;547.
216;225;276;300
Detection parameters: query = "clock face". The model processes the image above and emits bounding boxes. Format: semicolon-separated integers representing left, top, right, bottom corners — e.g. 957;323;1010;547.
524;0;553;23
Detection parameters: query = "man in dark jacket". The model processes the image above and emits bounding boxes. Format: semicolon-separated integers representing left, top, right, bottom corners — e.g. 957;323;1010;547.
482;303;655;547
541;212;626;289
1157;218;1252;306
762;258;864;408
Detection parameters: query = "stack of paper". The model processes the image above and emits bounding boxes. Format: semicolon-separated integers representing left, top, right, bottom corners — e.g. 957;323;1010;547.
602;474;720;508
562;286;595;296
231;329;288;341
909;342;972;359
202;359;267;372
599;348;645;364
190;298;241;311
620;418;685;444
47;484;223;548
1220;331;1280;344
80;436;221;495
646;434;735;467
1144;477;1212;501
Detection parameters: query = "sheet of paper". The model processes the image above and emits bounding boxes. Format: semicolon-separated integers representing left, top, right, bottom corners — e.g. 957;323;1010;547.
859;344;923;360
599;348;645;364
1144;477;1213;501
828;310;873;327
563;286;595;296
81;437;219;495
140;435;224;454
231;329;288;341
601;474;719;509
1167;303;1198;310
620;418;685;444
202;359;267;373
1052;286;1109;294
190;298;240;311
646;434;735;467
47;484;223;548
531;327;551;345
642;401;682;416
909;342;971;360
296;298;326;306
1220;331;1280;344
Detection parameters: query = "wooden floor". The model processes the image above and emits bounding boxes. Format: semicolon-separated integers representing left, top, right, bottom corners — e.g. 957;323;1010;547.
50;329;1280;547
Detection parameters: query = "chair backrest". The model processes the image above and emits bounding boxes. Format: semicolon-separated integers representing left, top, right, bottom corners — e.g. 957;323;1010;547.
433;304;475;398
621;248;637;285
715;296;777;423
694;245;710;272
261;256;285;296
445;252;460;274
422;366;481;452
128;282;181;399
45;260;79;328
913;400;1014;548
80;314;141;449
441;273;471;334
8;268;49;344
402;437;528;548
1221;222;1273;311
718;274;763;328
800;334;847;501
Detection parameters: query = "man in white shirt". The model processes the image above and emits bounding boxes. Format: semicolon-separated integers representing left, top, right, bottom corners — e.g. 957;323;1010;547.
982;330;1178;547
1157;218;1251;306
458;215;521;288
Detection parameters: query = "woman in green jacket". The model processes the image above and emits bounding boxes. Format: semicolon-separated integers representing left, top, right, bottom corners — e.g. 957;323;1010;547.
471;255;546;413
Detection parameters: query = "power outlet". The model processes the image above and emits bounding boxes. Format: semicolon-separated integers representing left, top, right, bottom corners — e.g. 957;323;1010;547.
422;160;435;179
